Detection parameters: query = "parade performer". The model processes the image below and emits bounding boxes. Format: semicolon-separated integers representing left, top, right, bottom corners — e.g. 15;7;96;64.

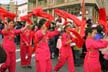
54;9;84;72
84;25;108;72
98;8;108;72
0;19;22;72
54;25;75;72
34;18;59;72
32;7;60;72
0;46;7;64
0;7;28;72
20;13;33;68
20;24;33;68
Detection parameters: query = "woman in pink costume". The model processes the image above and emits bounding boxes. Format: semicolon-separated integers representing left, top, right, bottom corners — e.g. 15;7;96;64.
54;25;75;72
34;19;59;72
84;26;108;72
20;25;33;67
0;20;25;72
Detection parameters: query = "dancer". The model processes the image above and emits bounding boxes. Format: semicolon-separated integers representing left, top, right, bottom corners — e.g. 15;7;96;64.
34;19;59;72
54;25;75;72
20;24;33;68
0;19;28;72
84;25;108;72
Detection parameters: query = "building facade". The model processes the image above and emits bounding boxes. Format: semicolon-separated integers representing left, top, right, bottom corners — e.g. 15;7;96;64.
0;0;16;13
1;0;107;22
9;0;16;13
0;4;10;11
0;0;17;20
103;0;108;16
17;2;28;21
28;0;107;23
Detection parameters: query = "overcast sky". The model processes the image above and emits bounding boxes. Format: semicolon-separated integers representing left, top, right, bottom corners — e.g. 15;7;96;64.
0;0;27;4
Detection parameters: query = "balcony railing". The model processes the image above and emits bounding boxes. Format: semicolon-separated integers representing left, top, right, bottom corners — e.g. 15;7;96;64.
37;1;47;7
30;0;101;10
28;2;36;12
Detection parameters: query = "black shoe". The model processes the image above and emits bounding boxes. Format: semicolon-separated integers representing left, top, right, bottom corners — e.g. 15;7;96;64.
21;66;27;68
103;70;107;72
75;64;80;67
27;66;32;68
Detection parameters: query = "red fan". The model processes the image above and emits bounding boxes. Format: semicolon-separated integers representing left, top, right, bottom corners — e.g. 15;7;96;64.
67;27;84;48
6;12;16;20
0;7;16;24
98;8;107;34
54;9;68;25
33;7;54;20
80;20;86;38
32;7;54;28
20;13;33;24
54;9;82;26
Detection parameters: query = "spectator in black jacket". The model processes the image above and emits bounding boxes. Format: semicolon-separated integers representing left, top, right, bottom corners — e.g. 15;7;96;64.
0;46;7;64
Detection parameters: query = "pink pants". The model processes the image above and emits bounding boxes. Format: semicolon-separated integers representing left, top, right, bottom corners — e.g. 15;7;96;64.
54;51;75;72
84;55;101;72
36;59;52;72
20;44;31;66
1;50;16;72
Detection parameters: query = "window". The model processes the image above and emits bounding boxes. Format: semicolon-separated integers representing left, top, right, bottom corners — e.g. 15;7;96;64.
19;10;21;14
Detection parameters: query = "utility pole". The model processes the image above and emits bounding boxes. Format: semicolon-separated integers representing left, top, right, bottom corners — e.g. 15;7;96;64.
81;0;85;21
16;1;18;21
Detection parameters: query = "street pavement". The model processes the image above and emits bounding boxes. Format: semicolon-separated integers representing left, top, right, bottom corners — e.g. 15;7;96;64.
16;46;84;72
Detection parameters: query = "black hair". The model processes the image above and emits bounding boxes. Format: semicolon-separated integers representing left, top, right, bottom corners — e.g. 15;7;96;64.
0;46;7;64
31;25;36;31
37;19;46;29
0;19;2;24
96;25;103;34
64;25;70;32
86;19;92;27
85;26;96;37
7;19;14;23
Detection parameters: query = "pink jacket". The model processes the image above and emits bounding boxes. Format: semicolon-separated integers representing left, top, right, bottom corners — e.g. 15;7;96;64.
60;33;73;56
84;37;108;72
35;29;59;60
1;29;21;52
20;29;33;45
85;37;108;60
